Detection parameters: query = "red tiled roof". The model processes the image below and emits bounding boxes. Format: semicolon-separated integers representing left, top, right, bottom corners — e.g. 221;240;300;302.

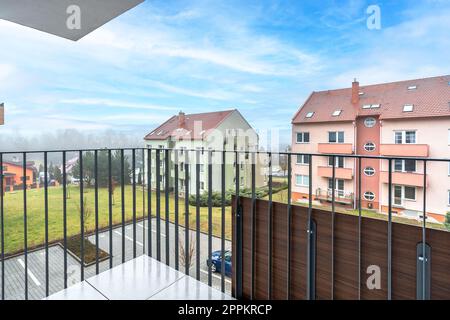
144;109;236;140
292;75;450;124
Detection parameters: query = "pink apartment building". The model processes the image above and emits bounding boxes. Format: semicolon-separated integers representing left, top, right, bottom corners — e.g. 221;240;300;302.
291;75;450;223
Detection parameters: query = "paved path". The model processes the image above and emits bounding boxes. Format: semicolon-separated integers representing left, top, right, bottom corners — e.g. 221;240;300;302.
0;218;232;300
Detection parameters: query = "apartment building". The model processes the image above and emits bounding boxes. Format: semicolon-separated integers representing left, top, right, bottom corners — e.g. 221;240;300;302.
144;109;264;195
291;75;450;223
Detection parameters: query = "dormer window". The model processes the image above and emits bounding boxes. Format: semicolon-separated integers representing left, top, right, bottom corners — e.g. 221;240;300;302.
359;92;364;96
332;110;342;116
305;112;314;118
403;104;414;112
407;85;417;90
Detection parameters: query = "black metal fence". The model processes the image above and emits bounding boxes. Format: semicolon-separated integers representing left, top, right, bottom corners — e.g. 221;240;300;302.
0;147;449;300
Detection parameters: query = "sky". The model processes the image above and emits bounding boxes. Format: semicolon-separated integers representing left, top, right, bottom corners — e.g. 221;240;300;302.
0;0;449;148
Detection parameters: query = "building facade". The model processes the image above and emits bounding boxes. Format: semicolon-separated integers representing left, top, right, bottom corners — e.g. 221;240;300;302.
1;161;35;192
144;109;264;195
291;75;450;223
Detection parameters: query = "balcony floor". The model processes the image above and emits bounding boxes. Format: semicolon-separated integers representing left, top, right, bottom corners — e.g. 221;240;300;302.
45;255;233;300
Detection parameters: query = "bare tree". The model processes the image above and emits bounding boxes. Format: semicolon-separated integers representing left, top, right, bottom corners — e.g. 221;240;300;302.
179;234;195;270
77;197;92;236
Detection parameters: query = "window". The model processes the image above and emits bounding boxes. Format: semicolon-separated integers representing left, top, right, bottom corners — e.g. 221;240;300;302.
295;174;309;187
394;159;416;172
364;117;376;128
394;185;416;204
305;112;314;118
296;154;310;165
364;167;375;176
328;131;344;143
328;178;344;197
407;85;417;90
395;131;416;144
332;110;342;116
404;186;416;201
364;142;376;151
362;104;380;109
296;132;310;143
364;191;375;201
403;104;414;112
328;156;344;168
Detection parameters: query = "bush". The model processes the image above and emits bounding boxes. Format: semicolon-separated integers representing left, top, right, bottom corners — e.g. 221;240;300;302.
445;212;450;231
188;181;288;207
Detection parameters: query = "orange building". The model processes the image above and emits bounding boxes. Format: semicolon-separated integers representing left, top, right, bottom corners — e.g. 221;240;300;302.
1;161;35;192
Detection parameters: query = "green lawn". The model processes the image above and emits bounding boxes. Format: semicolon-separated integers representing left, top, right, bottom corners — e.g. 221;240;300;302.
2;183;445;255
1;185;233;255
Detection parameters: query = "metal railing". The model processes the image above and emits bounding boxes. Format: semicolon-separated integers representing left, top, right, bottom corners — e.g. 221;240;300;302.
0;147;449;300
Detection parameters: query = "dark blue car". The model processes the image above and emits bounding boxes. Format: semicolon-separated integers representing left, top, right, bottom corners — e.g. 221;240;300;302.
207;250;231;277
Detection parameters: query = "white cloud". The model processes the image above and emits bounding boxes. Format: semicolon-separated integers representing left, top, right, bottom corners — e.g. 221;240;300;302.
60;98;178;111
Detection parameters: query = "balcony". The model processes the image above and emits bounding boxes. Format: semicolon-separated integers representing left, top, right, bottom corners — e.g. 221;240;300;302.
318;143;353;154
46;256;232;300
315;188;354;205
380;171;427;188
1;147;450;301
380;144;429;157
317;166;353;180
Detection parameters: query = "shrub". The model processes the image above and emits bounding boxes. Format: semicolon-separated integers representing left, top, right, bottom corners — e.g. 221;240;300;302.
445;212;450;231
188;181;288;207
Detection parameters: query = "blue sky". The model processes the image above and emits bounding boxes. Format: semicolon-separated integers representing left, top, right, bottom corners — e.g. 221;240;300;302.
0;0;449;146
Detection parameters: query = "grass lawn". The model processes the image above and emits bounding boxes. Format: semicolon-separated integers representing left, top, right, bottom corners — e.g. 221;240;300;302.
263;189;446;231
1;185;233;255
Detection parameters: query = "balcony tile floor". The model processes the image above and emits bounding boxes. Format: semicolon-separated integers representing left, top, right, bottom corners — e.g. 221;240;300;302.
45;255;233;300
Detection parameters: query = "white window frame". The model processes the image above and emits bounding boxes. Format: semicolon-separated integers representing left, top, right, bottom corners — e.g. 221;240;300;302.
305;112;314;118
296;154;310;165
363;191;375;201
364;117;376;128
364;142;376;152
332;110;342;116
394;130;417;144
328;178;345;197
328;131;345;143
394;159;416;173
296;132;310;144
363;167;375;176
295;174;310;187
403;104;414;112
393;185;416;204
328;156;344;168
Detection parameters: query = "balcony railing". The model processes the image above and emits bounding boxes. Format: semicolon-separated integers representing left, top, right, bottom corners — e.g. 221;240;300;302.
317;143;353;154
380;144;429;157
0;148;450;300
317;166;353;180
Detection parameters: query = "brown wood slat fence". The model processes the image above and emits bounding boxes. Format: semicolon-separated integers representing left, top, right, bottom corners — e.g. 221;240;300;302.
232;196;450;300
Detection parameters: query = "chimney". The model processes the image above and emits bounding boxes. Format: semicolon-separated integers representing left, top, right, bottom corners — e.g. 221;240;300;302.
178;111;185;128
351;78;360;105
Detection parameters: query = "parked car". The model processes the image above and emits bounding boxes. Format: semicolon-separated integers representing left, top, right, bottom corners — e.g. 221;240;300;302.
207;250;231;277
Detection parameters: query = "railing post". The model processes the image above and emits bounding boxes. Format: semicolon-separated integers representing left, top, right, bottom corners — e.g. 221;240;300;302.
235;150;243;299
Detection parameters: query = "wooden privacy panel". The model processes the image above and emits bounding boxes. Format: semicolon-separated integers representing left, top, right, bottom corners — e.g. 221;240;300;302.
232;197;450;300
